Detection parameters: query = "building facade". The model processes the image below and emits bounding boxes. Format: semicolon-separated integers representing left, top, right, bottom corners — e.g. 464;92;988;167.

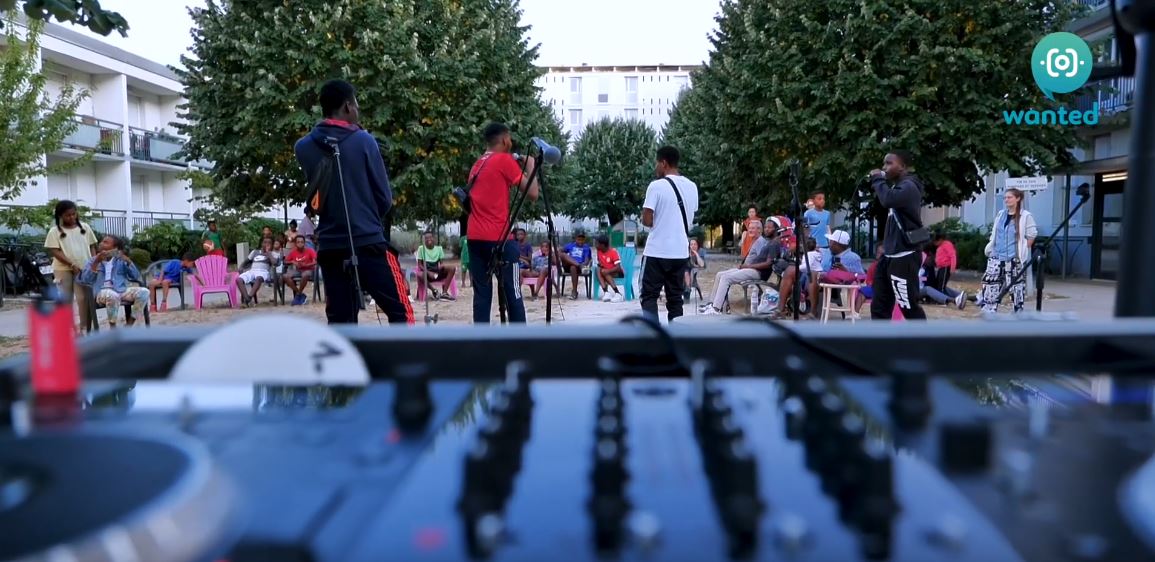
4;20;210;238
535;64;698;137
947;0;1132;280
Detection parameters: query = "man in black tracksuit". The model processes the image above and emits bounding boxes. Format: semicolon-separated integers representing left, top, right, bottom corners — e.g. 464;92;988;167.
294;79;414;325
869;150;927;320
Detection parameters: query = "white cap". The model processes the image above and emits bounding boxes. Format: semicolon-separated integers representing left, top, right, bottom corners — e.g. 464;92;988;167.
828;230;851;245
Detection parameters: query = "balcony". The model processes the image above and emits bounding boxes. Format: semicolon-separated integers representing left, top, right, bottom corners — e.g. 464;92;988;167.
129;127;186;166
1076;0;1108;8
61;115;125;156
91;209;192;239
1073;75;1137;116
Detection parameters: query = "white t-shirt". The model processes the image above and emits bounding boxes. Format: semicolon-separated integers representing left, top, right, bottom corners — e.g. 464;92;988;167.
642;175;698;259
801;250;824;275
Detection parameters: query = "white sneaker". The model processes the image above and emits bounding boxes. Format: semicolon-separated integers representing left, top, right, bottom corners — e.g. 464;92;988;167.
701;305;721;315
601;291;613;302
955;291;967;310
610;293;624;303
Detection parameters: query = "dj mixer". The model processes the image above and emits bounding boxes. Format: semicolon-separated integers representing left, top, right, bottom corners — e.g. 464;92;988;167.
4;314;1155;562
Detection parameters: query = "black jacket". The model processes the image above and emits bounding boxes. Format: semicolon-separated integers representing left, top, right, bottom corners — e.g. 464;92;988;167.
294;122;393;251
872;173;925;255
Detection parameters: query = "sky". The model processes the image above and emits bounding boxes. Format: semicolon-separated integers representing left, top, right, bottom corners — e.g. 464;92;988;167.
89;0;722;69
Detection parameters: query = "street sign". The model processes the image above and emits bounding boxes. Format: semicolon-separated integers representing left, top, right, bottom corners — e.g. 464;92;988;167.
1005;176;1050;191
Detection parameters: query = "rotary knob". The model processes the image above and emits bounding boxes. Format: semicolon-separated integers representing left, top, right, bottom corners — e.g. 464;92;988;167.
887;361;932;430
392;369;432;432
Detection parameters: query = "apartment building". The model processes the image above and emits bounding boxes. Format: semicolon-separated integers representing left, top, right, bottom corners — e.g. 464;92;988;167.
536;64;699;137
4;20;210;238
945;0;1133;279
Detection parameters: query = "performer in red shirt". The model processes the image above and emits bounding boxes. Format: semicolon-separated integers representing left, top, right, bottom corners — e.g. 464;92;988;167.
465;122;539;323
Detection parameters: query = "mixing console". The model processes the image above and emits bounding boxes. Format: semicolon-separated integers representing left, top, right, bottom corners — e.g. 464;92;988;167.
3;317;1155;562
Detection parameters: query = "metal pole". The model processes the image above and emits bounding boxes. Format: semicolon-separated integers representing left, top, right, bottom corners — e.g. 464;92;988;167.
1062;174;1071;279
1116;33;1155;317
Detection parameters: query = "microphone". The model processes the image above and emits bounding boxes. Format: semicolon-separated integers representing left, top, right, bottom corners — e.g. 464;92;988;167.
530;137;563;165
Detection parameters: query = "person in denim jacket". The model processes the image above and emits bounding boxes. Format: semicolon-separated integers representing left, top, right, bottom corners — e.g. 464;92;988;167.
79;235;149;328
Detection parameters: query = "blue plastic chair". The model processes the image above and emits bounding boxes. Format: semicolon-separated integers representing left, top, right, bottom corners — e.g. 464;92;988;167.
593;246;637;301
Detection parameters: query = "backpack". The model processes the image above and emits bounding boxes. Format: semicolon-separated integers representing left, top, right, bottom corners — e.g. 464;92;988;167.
305;140;337;215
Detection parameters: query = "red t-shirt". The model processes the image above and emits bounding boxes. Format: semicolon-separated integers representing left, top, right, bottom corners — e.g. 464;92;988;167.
597;248;621;270
285;247;317;272
466;152;524;242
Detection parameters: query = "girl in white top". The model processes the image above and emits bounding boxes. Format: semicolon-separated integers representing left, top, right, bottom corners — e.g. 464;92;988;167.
799;238;825;279
43;200;98;330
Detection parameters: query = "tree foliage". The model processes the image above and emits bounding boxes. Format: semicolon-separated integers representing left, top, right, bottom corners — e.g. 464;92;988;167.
0;15;89;199
0;198;95;234
0;0;128;36
177;0;565;225
663;0;1087;225
566;117;657;226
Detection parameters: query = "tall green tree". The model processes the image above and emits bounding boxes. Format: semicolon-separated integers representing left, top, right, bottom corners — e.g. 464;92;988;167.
0;0;128;36
664;0;1086;225
566;117;658;226
0;16;89;198
176;0;564;224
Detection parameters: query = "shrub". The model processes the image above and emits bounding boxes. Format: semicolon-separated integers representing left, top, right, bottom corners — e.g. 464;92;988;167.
932;218;989;271
133;222;200;260
128;248;152;271
390;230;422;254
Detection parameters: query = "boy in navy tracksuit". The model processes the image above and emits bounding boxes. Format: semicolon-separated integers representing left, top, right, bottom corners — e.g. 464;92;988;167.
294;79;414;324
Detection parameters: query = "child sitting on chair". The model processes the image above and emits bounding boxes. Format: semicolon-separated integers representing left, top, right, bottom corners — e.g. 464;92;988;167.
148;253;195;312
236;237;275;307
595;235;624;303
79;235;149;328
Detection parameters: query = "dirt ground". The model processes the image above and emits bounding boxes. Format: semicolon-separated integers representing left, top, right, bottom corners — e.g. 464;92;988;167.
0;255;1057;360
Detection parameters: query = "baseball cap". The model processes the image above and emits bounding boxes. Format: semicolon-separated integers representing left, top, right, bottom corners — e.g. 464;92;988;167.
828;230;851;245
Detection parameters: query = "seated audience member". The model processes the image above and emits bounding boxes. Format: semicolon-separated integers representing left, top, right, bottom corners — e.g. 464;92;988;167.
515;228;533;271
282;235;317;305
932;231;958;292
739;219;762;259
236;237;275;307
261;225;275;242
285;219;300;244
799;237;825;286
919;253;967;309
79;235;149;328
528;241;556;300
856;243;884;314
701;221;779;315
417;231;457;301
809;229;866;315
148;252;195;312
684;238;707;299
595;235;624;302
560;232;592;300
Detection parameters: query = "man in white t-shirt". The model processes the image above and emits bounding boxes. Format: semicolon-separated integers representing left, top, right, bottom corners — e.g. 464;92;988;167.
640;146;699;322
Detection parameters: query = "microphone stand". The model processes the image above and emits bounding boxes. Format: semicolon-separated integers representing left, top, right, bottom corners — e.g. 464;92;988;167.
788;160;804;321
491;149;546;324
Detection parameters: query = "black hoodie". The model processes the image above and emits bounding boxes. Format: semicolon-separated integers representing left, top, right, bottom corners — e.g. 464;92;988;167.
871;173;926;255
294;121;393;251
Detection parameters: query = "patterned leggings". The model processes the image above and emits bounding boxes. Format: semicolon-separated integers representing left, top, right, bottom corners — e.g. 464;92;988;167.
980;258;1025;313
96;287;149;325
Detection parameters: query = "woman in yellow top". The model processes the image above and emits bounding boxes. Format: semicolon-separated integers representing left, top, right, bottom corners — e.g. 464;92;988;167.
43;200;98;330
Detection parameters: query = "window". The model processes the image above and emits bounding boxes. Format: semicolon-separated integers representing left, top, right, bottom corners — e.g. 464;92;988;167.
569;77;582;104
569;109;583;127
624;108;639;120
598;76;609;104
625;76;638;104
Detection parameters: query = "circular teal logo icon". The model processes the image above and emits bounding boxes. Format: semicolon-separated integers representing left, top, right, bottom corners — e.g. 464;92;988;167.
1032;32;1092;100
